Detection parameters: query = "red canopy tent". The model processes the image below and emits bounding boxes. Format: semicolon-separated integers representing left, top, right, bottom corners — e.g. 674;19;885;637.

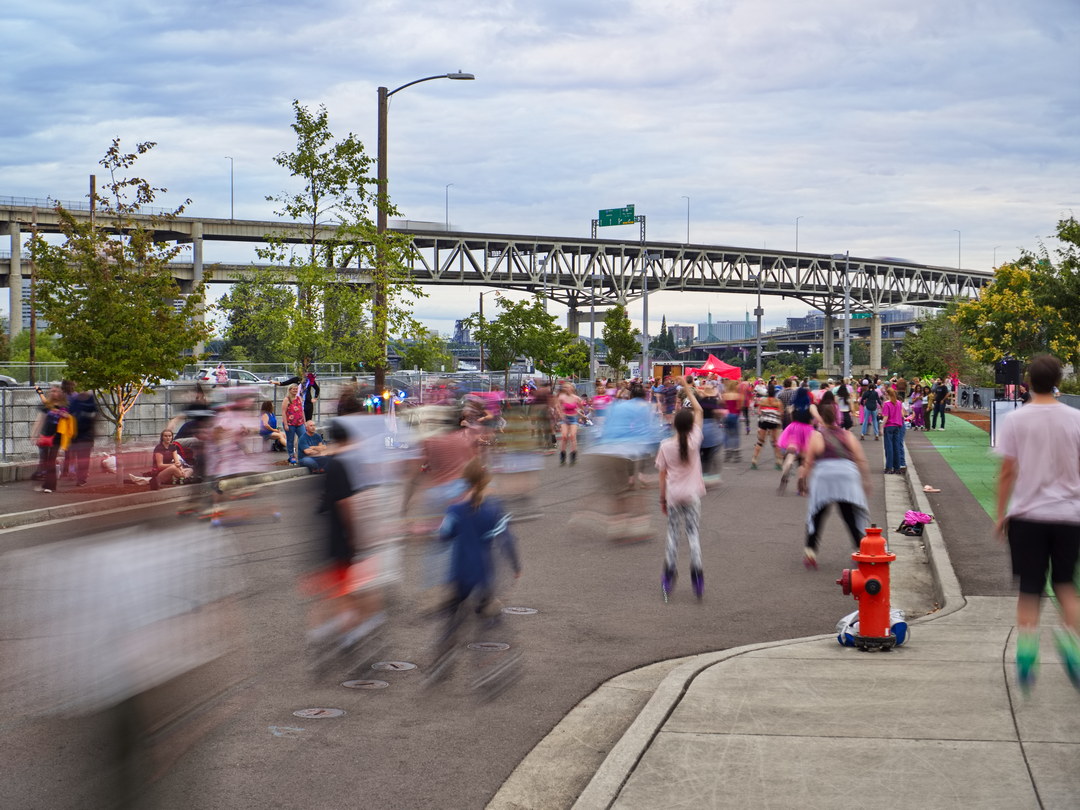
686;354;742;380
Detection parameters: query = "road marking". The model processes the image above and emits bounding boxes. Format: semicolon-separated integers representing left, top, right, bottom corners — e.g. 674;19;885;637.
269;725;305;737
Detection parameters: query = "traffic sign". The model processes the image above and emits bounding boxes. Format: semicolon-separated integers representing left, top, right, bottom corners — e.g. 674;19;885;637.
598;205;635;227
850;312;872;320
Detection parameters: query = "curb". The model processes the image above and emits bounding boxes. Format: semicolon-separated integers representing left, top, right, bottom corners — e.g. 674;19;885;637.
0;467;308;529
568;442;969;810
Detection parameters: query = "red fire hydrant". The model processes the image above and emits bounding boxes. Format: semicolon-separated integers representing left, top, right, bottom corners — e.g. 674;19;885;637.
836;525;897;651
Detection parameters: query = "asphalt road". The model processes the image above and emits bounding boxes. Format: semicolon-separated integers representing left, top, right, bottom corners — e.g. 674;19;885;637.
0;429;900;809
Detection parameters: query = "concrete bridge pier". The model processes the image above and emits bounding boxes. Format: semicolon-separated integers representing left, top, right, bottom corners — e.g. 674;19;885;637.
822;312;835;374
870;312;882;372
8;222;21;340
177;221;206;357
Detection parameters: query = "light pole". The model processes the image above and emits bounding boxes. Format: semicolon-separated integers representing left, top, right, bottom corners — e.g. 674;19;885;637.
993;245;1001;267
224;156;234;221
641;252;660;380
953;229;961;269
795;215;803;253
681;195;690;243
478;289;497;373
376;71;474;390
589;271;599;381
444;183;453;229
751;274;764;378
833;252;851;378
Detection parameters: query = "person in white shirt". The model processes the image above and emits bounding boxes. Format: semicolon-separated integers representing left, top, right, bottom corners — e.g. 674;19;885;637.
995;354;1080;693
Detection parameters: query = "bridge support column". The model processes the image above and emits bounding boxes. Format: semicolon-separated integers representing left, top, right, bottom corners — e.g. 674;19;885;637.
822;313;835;375
191;222;205;358
870;313;882;372
8;222;22;341
566;307;581;336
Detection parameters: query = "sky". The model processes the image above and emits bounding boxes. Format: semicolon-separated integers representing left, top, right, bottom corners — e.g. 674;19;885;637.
2;0;1078;338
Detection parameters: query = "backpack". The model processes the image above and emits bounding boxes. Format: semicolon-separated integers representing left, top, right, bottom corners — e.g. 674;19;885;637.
41;409;62;437
862;390;879;411
897;510;933;536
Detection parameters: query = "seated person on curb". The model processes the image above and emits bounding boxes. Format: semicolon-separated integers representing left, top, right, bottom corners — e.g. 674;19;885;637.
297;420;329;473
151;429;194;489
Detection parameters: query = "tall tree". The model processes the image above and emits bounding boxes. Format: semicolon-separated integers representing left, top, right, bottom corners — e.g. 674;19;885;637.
602;304;640;383
952;217;1080;368
216;280;293;363
30;140;211;444
395;327;454;372
896;305;978;379
233;101;422;376
463;295;565;390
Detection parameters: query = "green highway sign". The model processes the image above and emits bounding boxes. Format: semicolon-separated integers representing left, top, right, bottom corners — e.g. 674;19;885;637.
850;312;872;320
598;205;636;227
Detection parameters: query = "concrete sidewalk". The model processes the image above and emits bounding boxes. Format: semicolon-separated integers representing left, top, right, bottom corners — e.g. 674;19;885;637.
558;419;1079;809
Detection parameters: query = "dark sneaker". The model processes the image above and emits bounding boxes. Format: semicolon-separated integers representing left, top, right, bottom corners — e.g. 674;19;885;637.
690;567;704;599
570;451;577;466
661;567;677;602
559;451;566;466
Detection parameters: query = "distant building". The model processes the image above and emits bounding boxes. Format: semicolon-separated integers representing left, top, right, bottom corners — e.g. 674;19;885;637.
697;319;757;342
453;319;472;344
669;324;694;345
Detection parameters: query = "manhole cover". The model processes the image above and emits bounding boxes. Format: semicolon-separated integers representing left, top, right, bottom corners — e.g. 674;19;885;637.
468;642;511;652
502;606;538;615
371;661;417;672
292;708;346;718
341;679;390;690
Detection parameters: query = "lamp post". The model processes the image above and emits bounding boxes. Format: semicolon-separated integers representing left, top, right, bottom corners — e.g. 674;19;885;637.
795;215;803;253
751;274;764;378
444;183;453;229
681;195;690;243
993;245;1001;267
478;289;497;373
953;229;961;269
376;71;474;391
641;252;660;381
224;156;234;221
589;271;599;381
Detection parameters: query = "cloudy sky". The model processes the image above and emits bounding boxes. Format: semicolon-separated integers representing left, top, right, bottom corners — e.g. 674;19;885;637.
2;0;1078;337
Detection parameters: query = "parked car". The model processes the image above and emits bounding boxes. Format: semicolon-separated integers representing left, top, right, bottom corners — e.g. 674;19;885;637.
0;374;18;386
195;367;268;386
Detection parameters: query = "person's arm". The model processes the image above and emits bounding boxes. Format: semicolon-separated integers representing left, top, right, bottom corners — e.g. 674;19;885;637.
273;376;301;387
677;376;703;427
996;456;1017;540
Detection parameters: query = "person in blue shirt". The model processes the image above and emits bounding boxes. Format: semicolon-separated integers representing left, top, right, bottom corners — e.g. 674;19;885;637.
429;457;521;681
297;420;329;473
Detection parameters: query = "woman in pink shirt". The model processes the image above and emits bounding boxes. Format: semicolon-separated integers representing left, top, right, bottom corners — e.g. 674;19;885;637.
880;388;905;474
656;377;706;601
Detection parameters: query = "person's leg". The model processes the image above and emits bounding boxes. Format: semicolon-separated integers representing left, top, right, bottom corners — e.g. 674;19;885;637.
1047;523;1080;687
663;502;682;594
569;423;578;464
42;443;59;491
73;440;91;485
884;425;897;471
1008;518;1048;691
299;456;319;473
898;422;907;468
751;428;766;467
860;408;871;436
837;501;865;548
804;503;830;566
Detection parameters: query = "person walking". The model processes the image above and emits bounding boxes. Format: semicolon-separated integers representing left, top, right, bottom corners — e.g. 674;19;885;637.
656;377;706;600
880;388;905;474
798;398;872;569
859;382;881;440
282;384;305;464
931;377;951;430
749;384;783;470
556;382;583;466
995;354;1080;693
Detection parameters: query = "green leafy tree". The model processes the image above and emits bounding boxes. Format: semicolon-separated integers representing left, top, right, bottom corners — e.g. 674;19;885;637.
552;339;591;380
895;305;976;379
953;218;1080;368
30;139;211;444
216;280;293;363
239;101;422;377
650;315;677;354
396;327;453;372
464;295;563;390
602;304;640;383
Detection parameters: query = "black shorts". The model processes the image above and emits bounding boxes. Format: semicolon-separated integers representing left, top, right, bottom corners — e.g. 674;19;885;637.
1007;517;1080;595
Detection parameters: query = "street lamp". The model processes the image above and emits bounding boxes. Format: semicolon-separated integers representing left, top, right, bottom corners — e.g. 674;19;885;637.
681;196;690;243
993;245;1002;267
751;273;764;378
444;183;453;229
375;71;474;390
795;216;803;253
478;289;497;373
589;271;600;381
953;229;961;269
224;156;234;221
